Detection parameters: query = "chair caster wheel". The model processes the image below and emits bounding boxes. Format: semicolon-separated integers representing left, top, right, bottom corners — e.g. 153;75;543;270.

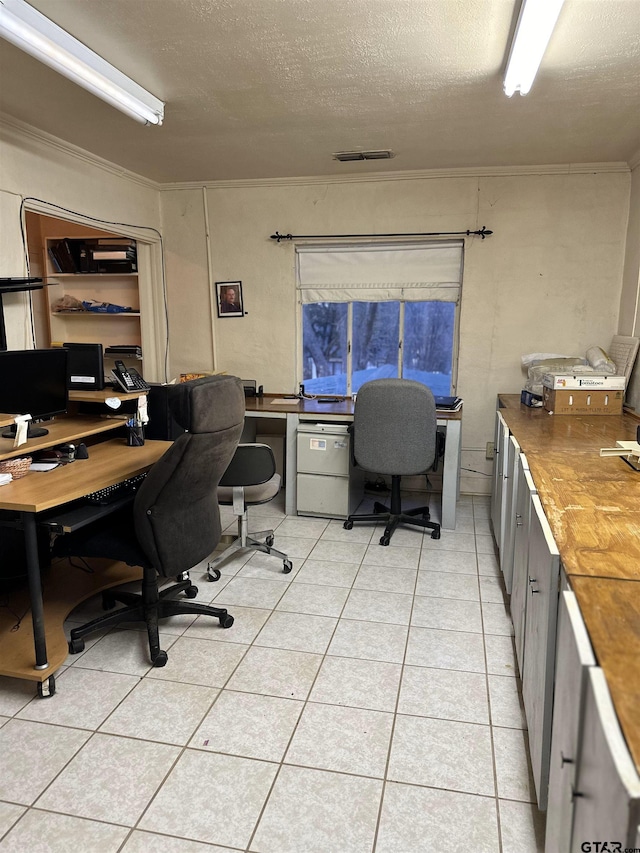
37;676;56;698
102;593;116;610
220;614;234;629
431;529;441;540
152;651;168;667
380;535;390;546
283;560;293;574
207;567;221;582
343;520;353;529
68;637;85;655
266;534;274;547
184;585;198;599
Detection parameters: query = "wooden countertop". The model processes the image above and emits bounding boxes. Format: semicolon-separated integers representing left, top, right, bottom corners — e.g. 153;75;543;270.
245;394;463;420
570;576;640;773
498;394;640;774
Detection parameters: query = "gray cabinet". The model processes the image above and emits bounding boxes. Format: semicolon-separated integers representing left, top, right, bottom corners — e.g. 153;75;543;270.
571;668;640;851
521;493;560;811
501;433;521;594
545;591;596;853
511;458;536;675
490;411;509;556
296;423;363;518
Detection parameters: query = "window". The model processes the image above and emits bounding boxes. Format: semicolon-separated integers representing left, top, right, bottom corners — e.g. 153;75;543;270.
298;242;462;396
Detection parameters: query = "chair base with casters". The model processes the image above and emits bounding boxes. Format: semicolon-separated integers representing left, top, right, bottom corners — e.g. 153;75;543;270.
67;567;233;667
344;474;441;545
207;493;293;580
207;444;293;579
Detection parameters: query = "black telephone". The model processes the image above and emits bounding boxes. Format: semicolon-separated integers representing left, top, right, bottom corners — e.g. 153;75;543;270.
111;360;150;393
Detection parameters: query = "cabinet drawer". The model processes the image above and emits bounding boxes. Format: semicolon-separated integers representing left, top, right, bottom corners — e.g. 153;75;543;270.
297;473;350;517
297;430;351;476
522;493;560;810
512;461;536;676
545;591;596;853
571;667;640;851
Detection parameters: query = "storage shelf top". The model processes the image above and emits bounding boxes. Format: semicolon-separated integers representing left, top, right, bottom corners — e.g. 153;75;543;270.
51;311;141;317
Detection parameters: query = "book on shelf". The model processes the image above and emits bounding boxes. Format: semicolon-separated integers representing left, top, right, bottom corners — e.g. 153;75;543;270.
91;250;132;260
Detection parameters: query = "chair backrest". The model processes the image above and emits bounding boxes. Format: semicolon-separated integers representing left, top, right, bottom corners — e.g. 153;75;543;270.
219;443;277;487
353;378;437;476
133;375;245;576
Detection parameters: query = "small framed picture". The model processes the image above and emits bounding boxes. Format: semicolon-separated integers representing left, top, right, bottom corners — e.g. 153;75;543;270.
216;281;244;317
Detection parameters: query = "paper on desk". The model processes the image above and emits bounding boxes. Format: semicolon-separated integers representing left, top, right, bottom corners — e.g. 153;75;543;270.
0;472;12;486
270;398;298;405
29;462;60;472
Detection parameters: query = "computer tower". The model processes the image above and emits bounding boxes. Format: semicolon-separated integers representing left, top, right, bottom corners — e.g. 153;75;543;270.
145;383;184;441
63;342;104;390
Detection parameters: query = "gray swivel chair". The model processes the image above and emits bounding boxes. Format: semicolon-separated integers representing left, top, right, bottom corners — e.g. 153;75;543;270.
344;378;441;545
207;443;292;579
53;375;245;667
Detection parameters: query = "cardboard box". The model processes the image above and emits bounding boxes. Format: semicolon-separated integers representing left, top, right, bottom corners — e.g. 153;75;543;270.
542;373;625;391
542;387;624;415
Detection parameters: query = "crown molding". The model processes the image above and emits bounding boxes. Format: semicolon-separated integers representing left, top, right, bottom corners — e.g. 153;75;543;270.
0;113;631;190
160;161;631;192
0;113;160;191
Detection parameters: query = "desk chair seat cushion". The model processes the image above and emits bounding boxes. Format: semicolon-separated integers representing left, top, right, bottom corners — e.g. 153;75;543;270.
353;378;436;475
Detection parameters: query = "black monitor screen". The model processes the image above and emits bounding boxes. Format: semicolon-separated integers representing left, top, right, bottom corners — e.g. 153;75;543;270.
0;348;68;438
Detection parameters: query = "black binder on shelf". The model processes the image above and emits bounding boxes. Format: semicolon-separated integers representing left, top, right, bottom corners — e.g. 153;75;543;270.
434;395;463;411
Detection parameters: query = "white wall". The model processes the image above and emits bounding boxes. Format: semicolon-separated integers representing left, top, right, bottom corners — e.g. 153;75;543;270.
161;168;630;494
0;118;161;350
619;163;640;409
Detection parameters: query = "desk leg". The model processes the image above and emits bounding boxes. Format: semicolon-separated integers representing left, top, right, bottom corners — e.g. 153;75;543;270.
441;420;461;531
285;413;298;516
21;512;49;671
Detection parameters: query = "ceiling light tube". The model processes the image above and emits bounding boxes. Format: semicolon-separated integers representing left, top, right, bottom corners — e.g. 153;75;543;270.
504;0;565;97
0;0;164;124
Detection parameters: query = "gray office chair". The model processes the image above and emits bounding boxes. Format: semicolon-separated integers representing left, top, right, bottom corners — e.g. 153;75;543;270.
53;375;245;667
344;378;441;545
207;443;292;578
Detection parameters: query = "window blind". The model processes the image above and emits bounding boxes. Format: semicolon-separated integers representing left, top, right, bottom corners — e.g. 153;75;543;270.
296;241;463;304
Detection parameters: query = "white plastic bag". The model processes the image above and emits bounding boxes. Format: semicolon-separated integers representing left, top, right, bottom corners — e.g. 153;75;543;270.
586;346;616;373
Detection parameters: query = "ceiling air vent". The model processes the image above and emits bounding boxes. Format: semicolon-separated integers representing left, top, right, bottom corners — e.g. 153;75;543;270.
333;150;394;162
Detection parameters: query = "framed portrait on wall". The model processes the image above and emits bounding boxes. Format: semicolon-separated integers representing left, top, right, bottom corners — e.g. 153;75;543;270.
216;281;244;317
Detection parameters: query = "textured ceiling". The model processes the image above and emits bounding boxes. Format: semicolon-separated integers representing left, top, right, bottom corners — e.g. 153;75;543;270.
0;0;639;184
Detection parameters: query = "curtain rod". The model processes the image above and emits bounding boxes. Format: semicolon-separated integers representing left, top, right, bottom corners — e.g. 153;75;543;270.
270;226;493;243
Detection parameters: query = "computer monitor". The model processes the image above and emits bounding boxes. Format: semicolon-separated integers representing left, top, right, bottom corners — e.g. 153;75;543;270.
0;348;68;438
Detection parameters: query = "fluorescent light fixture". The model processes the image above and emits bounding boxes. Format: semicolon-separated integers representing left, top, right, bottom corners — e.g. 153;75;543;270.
0;0;164;124
504;0;565;97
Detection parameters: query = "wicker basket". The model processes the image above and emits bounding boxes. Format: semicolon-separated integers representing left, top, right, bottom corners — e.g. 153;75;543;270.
0;456;32;479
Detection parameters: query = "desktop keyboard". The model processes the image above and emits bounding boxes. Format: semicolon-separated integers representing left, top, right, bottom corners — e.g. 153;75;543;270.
84;473;147;506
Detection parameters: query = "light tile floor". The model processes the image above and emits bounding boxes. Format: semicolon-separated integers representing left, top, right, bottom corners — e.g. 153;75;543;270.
0;493;547;852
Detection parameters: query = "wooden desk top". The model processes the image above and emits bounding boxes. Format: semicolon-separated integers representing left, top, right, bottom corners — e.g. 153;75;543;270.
498;394;640;774
245;395;463;420
0;416;128;462
570;576;640;773
0;439;168;513
498;394;639;452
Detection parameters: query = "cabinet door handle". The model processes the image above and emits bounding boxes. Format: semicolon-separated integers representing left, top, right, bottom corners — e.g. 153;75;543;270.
561;751;574;767
571;786;584;801
516;513;523;527
528;577;540;594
